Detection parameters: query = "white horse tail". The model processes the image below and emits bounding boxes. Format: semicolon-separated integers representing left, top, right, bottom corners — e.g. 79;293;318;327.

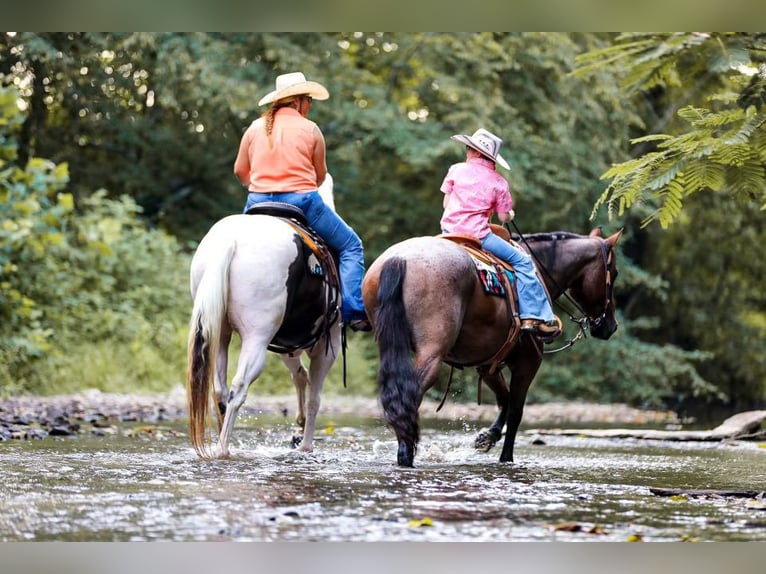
186;238;236;458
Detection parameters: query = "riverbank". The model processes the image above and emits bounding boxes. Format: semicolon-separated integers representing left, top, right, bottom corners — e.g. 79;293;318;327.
0;386;681;441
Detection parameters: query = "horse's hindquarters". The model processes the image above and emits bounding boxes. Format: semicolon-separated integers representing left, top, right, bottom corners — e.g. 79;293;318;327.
188;213;340;458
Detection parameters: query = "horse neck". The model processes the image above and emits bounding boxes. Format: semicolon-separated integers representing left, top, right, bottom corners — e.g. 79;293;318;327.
524;234;601;299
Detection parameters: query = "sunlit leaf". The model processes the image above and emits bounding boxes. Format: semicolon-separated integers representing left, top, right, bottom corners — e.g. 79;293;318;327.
745;499;766;510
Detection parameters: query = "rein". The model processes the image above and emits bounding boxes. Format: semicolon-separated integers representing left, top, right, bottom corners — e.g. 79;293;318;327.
507;221;612;355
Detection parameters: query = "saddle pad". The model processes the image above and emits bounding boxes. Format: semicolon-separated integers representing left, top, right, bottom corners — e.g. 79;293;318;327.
474;258;508;297
306;252;323;277
440;235;515;298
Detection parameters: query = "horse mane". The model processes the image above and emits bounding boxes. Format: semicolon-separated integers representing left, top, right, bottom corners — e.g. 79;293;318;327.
512;231;584;242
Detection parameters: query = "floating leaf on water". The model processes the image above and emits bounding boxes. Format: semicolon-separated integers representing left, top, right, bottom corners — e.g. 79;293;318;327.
551;522;582;532
745;499;766;510
627;533;644;542
680;534;701;542
670;495;688;502
408;517;433;528
324;425;335;435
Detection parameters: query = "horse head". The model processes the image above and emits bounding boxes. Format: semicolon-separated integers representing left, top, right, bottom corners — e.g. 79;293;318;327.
570;227;622;340
526;227;622;341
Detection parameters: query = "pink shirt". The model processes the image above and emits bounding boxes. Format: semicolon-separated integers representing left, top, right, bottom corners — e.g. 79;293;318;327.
440;156;513;239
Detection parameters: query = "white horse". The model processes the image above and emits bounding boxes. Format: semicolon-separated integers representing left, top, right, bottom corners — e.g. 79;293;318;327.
186;177;341;458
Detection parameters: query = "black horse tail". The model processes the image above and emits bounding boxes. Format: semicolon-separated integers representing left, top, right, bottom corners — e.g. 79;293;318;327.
374;257;420;465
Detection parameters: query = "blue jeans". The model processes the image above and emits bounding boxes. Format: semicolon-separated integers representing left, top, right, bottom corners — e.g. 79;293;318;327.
244;191;367;321
480;232;555;322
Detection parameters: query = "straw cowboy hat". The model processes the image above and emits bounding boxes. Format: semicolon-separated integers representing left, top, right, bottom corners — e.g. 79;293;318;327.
257;72;330;106
450;128;510;170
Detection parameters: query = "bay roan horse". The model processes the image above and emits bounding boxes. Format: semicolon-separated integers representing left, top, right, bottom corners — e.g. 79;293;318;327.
186;185;341;459
362;228;622;467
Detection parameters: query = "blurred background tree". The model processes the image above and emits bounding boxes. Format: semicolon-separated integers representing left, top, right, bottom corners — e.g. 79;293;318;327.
1;32;763;414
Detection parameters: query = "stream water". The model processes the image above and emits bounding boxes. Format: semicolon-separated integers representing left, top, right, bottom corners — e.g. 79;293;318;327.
1;414;764;542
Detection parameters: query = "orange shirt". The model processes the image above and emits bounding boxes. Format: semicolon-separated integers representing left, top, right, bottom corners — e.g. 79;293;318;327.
235;107;325;193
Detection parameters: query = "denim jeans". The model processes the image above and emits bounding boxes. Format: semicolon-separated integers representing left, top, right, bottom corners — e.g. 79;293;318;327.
244;191;367;321
480;232;555;322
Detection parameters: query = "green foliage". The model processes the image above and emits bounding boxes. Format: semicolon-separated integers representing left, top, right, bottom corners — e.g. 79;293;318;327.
635;193;766;406
0;83;190;395
595;104;765;228
576;32;766;228
529;322;722;408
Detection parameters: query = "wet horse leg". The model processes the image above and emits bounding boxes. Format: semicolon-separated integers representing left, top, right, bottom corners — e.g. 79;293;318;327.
213;326;233;426
298;324;340;453
280;353;309;438
216;336;269;458
498;336;543;463
474;367;510;452
395;346;449;467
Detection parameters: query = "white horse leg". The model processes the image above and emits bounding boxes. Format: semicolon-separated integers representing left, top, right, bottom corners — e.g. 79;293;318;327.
299;325;341;453
213;327;232;427
280;353;308;430
216;337;268;458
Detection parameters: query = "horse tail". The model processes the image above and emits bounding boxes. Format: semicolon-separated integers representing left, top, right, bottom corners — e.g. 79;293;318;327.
186;239;236;458
374;257;420;453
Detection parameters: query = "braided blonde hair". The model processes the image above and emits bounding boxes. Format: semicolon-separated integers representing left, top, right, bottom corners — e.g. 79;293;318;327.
262;97;298;147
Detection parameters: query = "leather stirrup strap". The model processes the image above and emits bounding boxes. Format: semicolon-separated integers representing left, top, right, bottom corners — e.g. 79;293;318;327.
484;262;521;375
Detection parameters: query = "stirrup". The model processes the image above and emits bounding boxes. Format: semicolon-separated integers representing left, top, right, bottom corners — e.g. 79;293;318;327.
348;318;372;332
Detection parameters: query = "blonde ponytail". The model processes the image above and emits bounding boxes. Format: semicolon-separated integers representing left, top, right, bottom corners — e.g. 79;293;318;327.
261;97;297;148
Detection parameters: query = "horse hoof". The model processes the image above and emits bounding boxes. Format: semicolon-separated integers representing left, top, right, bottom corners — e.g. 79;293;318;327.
474;430;501;452
397;442;414;467
474;441;494;453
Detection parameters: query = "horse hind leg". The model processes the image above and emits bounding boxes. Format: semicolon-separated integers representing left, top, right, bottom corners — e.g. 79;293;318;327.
216;337;268;458
474;367;509;453
392;349;446;467
280;353;309;448
298;325;340;453
213;326;233;427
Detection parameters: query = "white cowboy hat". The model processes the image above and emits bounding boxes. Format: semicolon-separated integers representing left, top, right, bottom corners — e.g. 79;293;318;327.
257;72;330;106
450;128;510;170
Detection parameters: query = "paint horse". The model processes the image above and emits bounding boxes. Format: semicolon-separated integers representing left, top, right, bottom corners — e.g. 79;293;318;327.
186;181;341;459
362;228;622;467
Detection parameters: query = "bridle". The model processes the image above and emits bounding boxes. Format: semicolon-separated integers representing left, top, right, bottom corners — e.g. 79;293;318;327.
509;222;615;354
587;240;615;333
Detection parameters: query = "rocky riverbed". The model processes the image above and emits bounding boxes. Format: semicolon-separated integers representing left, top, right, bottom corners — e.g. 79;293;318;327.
0;386;682;441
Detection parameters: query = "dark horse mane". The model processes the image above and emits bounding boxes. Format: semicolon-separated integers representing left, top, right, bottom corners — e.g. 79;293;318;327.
511;231;585;242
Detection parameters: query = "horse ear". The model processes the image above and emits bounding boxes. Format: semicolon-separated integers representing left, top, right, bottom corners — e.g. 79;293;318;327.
606;228;624;247
589;227;603;237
